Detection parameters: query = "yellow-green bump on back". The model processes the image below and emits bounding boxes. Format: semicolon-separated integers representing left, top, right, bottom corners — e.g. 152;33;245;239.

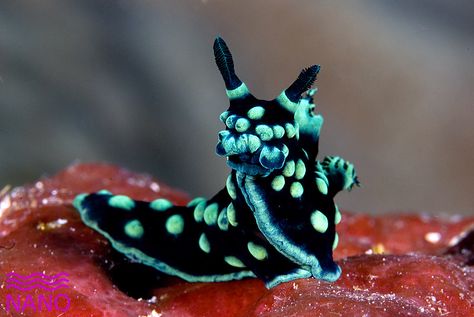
166;214;184;235
124;219;144;239
247;106;265;120
247;134;262;153
109;195;135;211
217;208;229;231
271;175;285;191
282;160;295;177
316;178;328;195
150;198;173;211
255;125;274;141
226;174;237;200
272;125;285;139
295;159;306;180
315;171;328;182
332;233;339;250
310;210;328;233
290;182;304;198
187;197;205;207
227;202;238;226
235;118;251;133
204;203;219;226
247;242;268;260
224;256;246;268
97;189;112;195
193;201;206;222
199;233;211;253
219;111;230;123
284;123;296;138
226;115;237;129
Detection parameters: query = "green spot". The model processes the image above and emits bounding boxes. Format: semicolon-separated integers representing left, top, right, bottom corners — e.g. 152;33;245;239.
219;111;230;123
73;193;87;210
227;203;238;226
193;201;206;222
295;159;306;180
247;106;265;120
255;125;273;141
272;125;285;139
166;214;184;235
150;198;173;211
335;205;342;225
315;171;328;185
316;178;328;195
226;115;238;129
333;233;339;250
235;118;250;133
311;210;329;233
199;233;211;253
284;123;296;138
204;203;218;226
187;197;206;207
224;256;246;268
97;189;112;195
124;219;144;239
248;134;262;153
271;175;285;191
290;182;304;198
226;82;249;100
247;242;268;260
109;195;135;211
282;160;295;177
226;174;237;200
217;208;229;231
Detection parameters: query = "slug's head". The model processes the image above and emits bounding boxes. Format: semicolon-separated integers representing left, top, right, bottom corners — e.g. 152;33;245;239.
214;37;322;176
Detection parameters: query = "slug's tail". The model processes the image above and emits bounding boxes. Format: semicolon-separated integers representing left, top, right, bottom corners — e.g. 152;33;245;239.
73;190;254;283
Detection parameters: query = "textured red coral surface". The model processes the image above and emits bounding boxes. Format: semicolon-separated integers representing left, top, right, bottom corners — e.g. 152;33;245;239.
0;163;473;316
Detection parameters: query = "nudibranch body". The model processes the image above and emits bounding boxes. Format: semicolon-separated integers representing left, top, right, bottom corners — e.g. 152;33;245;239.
74;37;358;288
